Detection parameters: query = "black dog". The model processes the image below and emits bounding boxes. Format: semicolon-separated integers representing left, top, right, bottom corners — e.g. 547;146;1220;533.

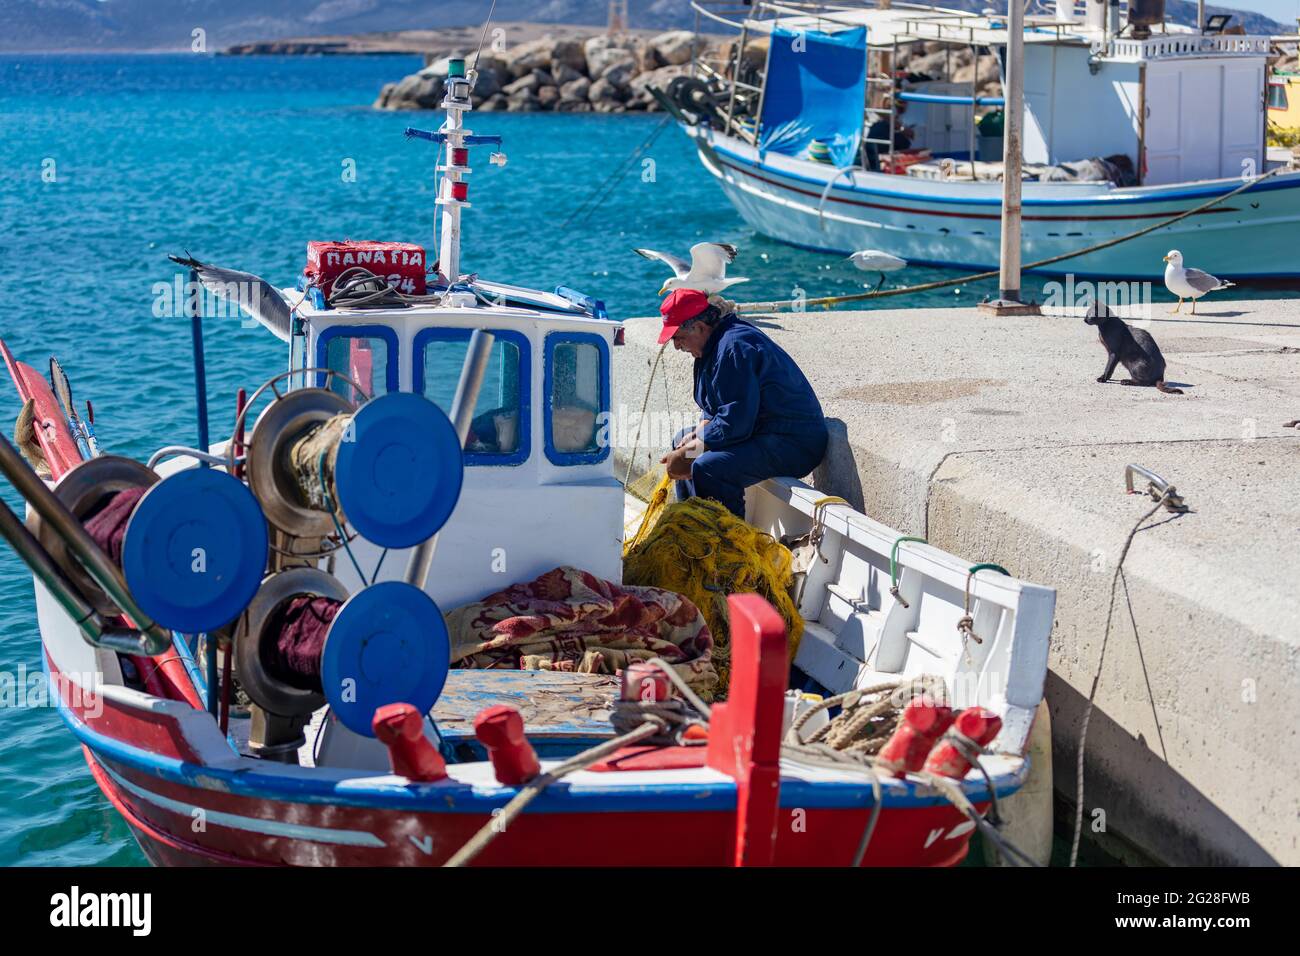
1085;306;1183;394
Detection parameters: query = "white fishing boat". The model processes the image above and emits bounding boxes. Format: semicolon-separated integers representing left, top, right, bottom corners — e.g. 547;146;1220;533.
658;0;1300;280
0;54;1057;867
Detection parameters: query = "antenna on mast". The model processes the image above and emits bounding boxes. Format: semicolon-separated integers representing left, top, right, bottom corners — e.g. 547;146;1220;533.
404;57;505;295
437;58;472;288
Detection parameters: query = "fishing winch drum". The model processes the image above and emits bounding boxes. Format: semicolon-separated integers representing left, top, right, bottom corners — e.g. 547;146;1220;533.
235;568;451;737
245;387;355;538
244;388;464;549
35;456;157;616
121;467;270;634
236;566;348;718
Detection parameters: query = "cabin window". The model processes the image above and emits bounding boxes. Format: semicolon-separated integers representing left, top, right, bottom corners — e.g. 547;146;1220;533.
414;328;530;466
1268;83;1289;110
544;332;609;465
316;326;398;401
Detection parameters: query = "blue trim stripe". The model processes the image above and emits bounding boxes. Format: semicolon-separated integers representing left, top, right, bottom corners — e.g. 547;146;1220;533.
56;688;1022;816
713;138;1300;208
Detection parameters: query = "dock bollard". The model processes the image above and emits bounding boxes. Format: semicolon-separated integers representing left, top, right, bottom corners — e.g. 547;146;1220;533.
923;707;1003;779
372;703;447;782
876;696;955;777
474;705;541;786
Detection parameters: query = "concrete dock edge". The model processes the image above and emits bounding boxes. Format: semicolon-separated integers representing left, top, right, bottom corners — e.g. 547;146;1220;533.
614;301;1300;866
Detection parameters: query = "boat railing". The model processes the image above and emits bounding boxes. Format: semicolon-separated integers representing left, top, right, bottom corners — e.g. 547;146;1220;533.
687;0;1013;171
1105;33;1273;59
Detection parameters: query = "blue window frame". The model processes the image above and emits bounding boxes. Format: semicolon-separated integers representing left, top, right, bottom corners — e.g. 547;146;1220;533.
315;325;400;400
413;328;531;467
544;331;610;466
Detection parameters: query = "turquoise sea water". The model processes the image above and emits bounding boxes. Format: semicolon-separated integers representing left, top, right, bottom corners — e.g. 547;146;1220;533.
0;51;1256;865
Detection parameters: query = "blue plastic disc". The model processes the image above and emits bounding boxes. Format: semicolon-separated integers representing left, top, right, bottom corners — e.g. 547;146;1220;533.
122;469;268;634
320;581;450;737
334;392;464;549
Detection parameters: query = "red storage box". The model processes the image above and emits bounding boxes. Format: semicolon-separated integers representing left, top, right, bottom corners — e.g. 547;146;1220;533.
305;241;428;298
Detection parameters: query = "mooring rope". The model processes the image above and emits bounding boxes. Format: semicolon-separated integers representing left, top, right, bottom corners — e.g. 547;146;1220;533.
443;660;1041;866
563;115;674;230
734;166;1287;314
443;657;706;868
1070;489;1179;867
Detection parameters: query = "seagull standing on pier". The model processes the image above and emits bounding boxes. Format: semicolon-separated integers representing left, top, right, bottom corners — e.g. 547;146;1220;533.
848;249;908;293
1163;250;1234;314
634;243;749;296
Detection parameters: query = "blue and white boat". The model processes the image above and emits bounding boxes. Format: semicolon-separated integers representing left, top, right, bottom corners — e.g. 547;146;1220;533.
664;1;1300;280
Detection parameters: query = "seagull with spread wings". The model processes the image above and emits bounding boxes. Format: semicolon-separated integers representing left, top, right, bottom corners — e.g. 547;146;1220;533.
633;242;749;296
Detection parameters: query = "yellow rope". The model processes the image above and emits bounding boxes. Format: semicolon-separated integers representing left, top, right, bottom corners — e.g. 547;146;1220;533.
624;489;803;690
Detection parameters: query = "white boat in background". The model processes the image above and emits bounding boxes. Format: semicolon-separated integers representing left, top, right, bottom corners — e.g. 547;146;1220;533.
659;0;1300;280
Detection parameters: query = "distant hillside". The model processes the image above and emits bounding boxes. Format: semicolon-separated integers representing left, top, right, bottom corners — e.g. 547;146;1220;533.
0;0;1286;53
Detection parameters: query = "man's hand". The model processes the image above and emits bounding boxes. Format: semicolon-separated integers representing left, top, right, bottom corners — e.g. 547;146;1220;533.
660;437;706;481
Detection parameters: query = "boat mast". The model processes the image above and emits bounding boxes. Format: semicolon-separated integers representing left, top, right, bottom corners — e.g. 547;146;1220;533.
437;58;473;286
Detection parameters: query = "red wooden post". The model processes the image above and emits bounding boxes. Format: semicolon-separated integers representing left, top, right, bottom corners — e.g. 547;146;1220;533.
706;594;788;867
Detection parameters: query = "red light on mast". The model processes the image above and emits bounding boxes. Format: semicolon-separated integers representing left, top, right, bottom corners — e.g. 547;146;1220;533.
452;181;469;202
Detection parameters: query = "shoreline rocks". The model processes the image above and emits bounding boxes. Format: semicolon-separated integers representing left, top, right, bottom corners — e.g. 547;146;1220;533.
375;30;709;114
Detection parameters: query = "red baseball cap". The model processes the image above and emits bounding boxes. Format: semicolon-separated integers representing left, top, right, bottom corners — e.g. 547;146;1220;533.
658;289;710;344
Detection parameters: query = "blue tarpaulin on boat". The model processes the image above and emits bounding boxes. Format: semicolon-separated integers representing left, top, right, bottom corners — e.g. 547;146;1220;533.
758;26;866;168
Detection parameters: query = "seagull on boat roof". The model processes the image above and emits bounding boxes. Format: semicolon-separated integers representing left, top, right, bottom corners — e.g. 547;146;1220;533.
848;249;908;293
633;242;749;296
1163;250;1234;314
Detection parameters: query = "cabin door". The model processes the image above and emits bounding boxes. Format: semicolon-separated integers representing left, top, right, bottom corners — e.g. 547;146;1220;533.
1179;66;1222;183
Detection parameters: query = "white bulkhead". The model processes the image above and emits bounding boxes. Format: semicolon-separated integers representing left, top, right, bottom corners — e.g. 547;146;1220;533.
297;298;624;611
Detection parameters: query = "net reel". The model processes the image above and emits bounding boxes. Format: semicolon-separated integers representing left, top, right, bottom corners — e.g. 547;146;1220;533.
232;369;468;739
34;455;157;616
235;567;451;737
32;456;268;635
239;369;464;552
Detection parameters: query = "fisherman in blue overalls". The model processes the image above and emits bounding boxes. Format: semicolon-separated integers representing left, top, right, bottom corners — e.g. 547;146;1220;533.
658;289;828;518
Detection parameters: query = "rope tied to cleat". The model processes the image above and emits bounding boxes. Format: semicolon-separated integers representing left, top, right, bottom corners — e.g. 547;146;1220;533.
958;563;1011;653
888;535;927;608
1070;470;1190;867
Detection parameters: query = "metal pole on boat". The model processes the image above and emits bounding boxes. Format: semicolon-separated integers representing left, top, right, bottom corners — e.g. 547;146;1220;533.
187;266;211;467
0;494;147;655
0;432;172;655
983;0;1039;316
403;329;494;592
438;59;472;287
185;264;219;716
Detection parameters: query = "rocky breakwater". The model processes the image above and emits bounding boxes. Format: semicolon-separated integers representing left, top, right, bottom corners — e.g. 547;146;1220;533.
374;30;716;113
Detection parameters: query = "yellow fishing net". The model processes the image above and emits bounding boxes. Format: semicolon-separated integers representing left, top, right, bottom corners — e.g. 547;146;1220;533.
623;472;803;690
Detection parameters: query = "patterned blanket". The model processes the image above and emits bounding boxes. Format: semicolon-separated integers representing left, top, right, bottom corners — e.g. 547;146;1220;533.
446;566;718;697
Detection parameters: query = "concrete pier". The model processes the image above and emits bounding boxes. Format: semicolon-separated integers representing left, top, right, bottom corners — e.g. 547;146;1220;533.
614;299;1300;866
